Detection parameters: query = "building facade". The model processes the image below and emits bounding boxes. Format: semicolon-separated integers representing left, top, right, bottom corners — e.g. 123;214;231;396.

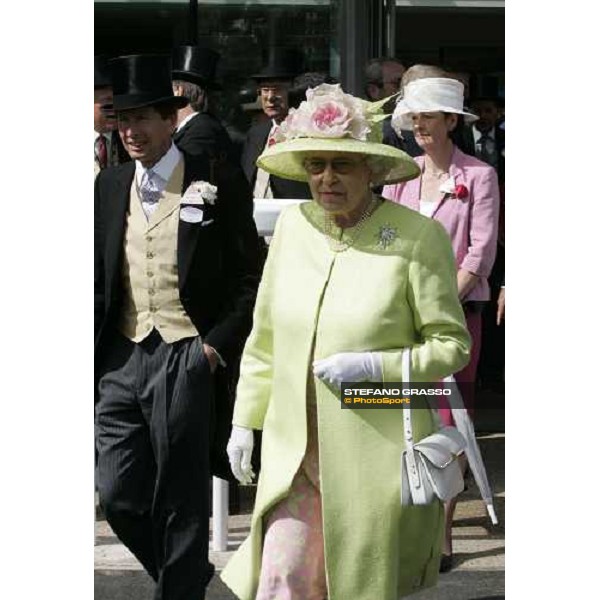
95;0;504;129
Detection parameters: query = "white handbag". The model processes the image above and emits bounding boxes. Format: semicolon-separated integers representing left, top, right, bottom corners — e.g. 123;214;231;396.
400;349;467;506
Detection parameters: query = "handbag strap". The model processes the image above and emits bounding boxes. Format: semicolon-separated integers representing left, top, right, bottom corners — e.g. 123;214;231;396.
402;349;414;447
402;349;426;500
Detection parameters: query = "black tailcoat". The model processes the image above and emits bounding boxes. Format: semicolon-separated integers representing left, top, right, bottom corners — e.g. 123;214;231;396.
173;112;235;162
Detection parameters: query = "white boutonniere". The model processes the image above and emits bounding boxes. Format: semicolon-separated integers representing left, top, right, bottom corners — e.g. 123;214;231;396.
438;175;456;196
439;175;469;200
181;181;218;205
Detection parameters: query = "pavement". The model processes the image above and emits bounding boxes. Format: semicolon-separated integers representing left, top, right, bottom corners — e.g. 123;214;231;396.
95;403;504;600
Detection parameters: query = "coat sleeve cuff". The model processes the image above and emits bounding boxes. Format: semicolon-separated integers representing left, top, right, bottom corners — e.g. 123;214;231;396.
209;346;227;368
460;255;489;277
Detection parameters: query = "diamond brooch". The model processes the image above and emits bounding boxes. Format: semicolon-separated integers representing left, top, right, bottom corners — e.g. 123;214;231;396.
377;224;397;249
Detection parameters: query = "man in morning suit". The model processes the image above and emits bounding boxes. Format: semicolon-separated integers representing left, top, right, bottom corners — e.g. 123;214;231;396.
241;48;312;200
94;55;129;175
172;45;259;513
94;54;261;600
171;45;234;162
467;76;505;390
469;76;505;184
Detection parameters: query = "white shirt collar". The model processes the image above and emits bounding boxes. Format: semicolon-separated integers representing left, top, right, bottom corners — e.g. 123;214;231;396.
472;124;496;144
176;112;198;132
135;142;181;187
94;130;111;143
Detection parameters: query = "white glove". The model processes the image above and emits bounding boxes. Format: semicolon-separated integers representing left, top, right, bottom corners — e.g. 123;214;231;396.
227;425;255;485
313;352;383;390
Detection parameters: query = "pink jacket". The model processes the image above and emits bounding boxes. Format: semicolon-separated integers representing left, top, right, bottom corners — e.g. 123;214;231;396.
382;147;500;302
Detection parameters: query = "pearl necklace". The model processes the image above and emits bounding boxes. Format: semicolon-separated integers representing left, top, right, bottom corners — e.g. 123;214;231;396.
323;195;380;253
424;168;449;179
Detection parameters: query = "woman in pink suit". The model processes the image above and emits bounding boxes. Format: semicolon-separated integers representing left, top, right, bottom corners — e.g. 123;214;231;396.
382;76;500;572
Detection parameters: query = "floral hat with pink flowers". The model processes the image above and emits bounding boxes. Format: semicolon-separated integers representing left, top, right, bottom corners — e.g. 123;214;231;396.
256;83;420;185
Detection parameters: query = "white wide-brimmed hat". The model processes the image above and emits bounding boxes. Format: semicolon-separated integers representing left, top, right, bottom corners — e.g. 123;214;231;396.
391;77;478;133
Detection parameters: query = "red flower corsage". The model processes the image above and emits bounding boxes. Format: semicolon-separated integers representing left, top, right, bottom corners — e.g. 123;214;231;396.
454;184;469;199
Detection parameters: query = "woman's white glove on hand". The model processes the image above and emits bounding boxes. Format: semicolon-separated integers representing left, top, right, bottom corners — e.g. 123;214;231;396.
313;352;383;390
227;426;255;485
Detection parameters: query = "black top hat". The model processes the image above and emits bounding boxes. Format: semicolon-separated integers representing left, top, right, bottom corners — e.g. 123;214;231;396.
172;46;222;90
95;55;112;89
471;75;501;103
251;47;303;82
288;72;337;108
109;54;188;112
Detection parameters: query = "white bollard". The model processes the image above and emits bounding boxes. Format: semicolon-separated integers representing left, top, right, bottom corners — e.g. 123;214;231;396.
212;476;229;552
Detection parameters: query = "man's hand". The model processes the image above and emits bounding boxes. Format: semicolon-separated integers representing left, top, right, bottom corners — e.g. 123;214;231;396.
457;269;479;301
496;287;505;325
203;344;220;373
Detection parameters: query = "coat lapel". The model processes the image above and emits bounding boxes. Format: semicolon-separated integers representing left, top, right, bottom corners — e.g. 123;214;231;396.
403;156;423;211
430;147;465;219
251;121;270;176
173;120;190;144
177;153;211;290
106;163;135;297
430;192;447;220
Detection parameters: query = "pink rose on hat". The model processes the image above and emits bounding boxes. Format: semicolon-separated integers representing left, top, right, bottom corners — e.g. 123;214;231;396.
312;102;350;135
276;83;370;142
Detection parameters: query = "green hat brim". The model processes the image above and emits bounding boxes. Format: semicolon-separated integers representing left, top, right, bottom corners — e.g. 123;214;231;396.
256;137;421;186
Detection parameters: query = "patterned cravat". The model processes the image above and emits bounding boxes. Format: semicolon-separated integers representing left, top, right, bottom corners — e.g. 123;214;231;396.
95;135;108;170
139;169;161;219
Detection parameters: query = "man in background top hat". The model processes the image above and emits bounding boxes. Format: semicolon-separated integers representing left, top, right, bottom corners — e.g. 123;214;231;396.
469;75;504;183
467;75;505;392
94;53;261;600
94;55;129;175
241;48;312;200
171;45;234;161
171;45;257;514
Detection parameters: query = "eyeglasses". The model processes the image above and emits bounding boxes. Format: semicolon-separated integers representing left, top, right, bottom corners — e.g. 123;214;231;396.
303;157;364;175
259;84;289;95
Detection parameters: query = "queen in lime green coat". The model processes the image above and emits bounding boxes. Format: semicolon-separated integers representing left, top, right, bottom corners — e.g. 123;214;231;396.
221;84;471;600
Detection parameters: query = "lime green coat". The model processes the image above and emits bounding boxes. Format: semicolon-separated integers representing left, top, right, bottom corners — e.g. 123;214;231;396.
221;200;470;599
